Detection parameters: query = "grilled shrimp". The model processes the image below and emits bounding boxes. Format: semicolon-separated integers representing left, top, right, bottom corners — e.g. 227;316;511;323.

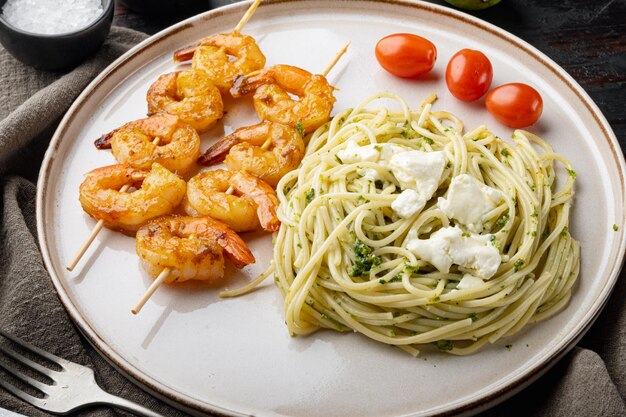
79;163;186;235
184;169;280;232
95;113;200;174
230;64;336;133
173;32;266;94
198;121;305;187
146;70;224;133
136;215;255;283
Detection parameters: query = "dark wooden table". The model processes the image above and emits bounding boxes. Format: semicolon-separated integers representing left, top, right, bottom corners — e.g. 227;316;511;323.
113;0;626;415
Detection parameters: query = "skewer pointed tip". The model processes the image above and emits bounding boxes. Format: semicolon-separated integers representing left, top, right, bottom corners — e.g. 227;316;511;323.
233;0;263;34
65;219;105;274
322;41;351;77
131;267;170;316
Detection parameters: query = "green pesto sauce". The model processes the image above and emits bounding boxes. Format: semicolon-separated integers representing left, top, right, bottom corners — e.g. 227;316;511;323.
435;340;454;351
350;239;382;277
305;188;315;205
566;168;577;179
496;214;509;228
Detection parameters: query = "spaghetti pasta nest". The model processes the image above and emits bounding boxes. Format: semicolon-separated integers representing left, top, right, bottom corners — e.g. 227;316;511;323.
273;92;579;356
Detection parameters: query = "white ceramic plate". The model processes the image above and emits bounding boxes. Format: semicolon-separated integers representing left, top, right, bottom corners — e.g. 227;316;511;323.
36;1;626;416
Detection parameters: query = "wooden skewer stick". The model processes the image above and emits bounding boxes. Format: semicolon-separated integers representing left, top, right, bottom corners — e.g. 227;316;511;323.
259;42;351;150
189;1;260;63
66;187;130;272
259;136;274;152
233;0;262;34
321;41;351;78
131;172;240;312
131;164;242;312
130;2;265;314
66;137;162;272
132;231;197;314
131;267;170;315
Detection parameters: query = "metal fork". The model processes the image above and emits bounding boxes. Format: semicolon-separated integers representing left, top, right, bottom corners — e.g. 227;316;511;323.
0;329;164;416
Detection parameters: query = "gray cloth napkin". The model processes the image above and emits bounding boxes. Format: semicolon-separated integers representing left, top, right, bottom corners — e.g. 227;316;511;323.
0;27;185;417
0;25;625;417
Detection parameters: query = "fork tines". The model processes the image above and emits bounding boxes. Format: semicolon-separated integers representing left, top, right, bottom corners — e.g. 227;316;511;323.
0;329;65;406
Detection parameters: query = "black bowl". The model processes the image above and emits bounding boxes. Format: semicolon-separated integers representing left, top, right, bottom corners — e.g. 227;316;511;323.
0;0;114;71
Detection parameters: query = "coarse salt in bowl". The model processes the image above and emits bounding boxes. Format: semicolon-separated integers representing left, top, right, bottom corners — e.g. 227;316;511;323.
2;0;104;35
0;0;114;70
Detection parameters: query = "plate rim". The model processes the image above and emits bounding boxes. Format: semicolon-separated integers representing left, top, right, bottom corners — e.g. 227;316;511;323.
35;0;626;415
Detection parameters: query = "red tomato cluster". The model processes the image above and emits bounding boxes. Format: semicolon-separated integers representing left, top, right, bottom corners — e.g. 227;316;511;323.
375;34;543;128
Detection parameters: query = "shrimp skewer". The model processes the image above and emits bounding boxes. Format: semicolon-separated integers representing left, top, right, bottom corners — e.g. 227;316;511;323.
200;121;305;187
131;215;255;314
78;163;186;235
172;0;261;59
67;137;163;271
184;169;280;232
67;162;187;270
229;42;349;136
256;42;350;149
195;43;350;297
133;0;266;306
132;168;276;313
66;0;265;271
199;43;349;189
145;1;264;130
146;69;224;133
95;113;200;175
230;64;335;133
205;46;350;297
133;170;272;313
173;0;265;94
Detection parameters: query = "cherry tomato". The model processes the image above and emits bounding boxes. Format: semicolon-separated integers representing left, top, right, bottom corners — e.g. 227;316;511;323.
375;33;437;78
485;83;543;128
445;49;493;101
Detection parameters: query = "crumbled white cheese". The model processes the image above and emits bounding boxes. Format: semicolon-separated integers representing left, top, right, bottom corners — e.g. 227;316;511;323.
391;189;424;218
456;274;486;290
337;141;379;164
378;144;408;166
388;151;446;192
337;142;408;164
388;151;446;218
438;174;503;232
336;143;449;218
406;226;501;279
357;168;381;181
